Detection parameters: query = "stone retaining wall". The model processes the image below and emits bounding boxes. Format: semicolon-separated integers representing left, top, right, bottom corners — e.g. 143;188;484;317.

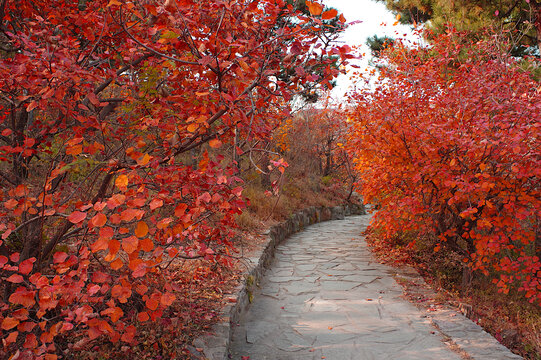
191;204;365;360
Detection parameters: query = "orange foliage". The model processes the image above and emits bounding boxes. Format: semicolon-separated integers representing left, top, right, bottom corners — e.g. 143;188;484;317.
347;30;541;304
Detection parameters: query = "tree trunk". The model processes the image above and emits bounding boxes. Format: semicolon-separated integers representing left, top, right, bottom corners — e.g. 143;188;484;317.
534;217;541;259
11;108;42;262
232;125;240;174
323;139;332;176
260;142;271;189
461;266;473;290
12;108;30;181
535;2;541;53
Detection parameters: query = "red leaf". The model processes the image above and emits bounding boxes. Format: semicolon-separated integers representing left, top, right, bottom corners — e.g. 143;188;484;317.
4;198;18;210
120;208;138;222
306;1;323;16
122;236;139;254
121;325;137;343
149;198;163;210
68;211;87;224
26;101;39;112
66;144;83;156
137;312;149;322
145;298;159;311
6;274;24;283
4;331;18;345
91;213;107;227
232;186;243;197
160;292;176;306
321;9;338;20
139;237;154;252
174;203;188;217
87;92;101;106
23;333;37;349
110;258;124;270
134;221;148;238
9;288;36;307
19;258;35;275
1;317;19;330
53;252;68;264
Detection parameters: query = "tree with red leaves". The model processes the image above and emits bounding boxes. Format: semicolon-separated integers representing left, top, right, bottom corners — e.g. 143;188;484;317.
0;0;350;357
347;30;541;304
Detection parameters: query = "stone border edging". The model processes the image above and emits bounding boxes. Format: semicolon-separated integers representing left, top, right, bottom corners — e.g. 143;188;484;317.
191;204;365;360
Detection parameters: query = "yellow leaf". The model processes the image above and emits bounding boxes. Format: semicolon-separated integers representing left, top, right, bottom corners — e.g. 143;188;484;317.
137;153;151;166
115;174;128;190
66;144;83;156
187;124;198;133
209;139;222;148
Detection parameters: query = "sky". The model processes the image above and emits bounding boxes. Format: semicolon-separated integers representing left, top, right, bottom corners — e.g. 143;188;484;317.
322;0;421;99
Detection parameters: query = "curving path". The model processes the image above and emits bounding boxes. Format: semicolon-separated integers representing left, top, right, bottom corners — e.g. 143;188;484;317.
229;215;522;360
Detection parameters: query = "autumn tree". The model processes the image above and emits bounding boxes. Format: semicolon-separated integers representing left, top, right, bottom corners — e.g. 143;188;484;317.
273;102;357;199
377;0;541;54
0;0;349;357
347;30;540;304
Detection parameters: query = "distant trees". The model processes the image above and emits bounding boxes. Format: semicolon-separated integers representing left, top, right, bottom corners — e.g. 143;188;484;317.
366;35;395;57
376;0;541;54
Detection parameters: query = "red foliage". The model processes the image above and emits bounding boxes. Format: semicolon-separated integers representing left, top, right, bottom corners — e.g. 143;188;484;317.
347;30;541;304
0;0;349;357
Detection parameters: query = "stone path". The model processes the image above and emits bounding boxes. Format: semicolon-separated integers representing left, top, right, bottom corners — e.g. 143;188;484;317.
229;215;522;360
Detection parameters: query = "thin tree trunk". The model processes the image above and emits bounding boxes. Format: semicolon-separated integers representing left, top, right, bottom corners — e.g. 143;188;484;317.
260;144;271;189
535;2;541;53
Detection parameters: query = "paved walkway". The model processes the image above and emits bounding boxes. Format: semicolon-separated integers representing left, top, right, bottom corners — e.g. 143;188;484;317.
229;215;522;360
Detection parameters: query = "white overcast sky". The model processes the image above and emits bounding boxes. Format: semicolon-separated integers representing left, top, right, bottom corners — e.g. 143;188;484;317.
322;0;422;99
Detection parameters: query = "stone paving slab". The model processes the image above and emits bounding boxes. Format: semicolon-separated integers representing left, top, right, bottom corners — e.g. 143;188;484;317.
229;215;522;360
